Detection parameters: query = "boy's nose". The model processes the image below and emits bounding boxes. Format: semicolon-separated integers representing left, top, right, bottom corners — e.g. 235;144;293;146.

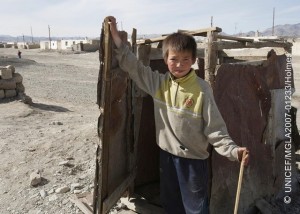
176;62;181;67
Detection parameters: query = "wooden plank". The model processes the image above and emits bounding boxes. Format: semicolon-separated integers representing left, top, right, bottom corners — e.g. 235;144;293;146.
136;27;222;45
120;195;166;214
178;26;222;36
215;41;292;50
255;198;280;214
70;195;93;214
216;34;254;43
204;31;218;87
103;173;136;214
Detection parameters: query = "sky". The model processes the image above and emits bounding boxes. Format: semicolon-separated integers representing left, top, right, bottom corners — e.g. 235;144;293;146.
0;0;299;38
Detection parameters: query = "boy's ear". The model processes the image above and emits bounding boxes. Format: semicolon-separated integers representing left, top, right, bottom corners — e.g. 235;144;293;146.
192;58;196;64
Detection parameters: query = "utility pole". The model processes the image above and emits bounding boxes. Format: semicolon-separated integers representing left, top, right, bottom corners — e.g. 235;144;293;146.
211;16;213;27
48;25;51;49
22;34;25;43
272;7;275;36
30;26;33;43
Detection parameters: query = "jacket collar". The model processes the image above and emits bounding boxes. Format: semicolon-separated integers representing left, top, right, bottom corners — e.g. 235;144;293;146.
169;69;196;83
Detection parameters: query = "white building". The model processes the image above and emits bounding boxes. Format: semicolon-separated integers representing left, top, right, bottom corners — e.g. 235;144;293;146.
40;38;89;50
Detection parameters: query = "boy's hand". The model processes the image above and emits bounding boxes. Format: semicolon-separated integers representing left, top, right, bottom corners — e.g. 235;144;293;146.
237;147;249;166
106;16;122;48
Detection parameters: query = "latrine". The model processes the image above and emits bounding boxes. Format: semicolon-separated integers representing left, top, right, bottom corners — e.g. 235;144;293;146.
92;17;299;214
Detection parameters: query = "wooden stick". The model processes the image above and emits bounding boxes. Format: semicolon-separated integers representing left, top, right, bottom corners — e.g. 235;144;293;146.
234;150;247;214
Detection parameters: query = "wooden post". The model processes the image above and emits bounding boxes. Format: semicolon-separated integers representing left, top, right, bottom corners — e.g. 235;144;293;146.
204;31;218;87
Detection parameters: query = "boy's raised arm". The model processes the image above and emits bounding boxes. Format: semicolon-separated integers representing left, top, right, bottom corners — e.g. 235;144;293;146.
107;16;122;48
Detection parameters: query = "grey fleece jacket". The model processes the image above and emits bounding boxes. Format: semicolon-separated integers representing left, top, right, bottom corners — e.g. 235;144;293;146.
115;43;239;161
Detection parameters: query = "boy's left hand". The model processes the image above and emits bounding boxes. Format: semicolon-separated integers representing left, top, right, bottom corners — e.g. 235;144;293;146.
237;147;249;166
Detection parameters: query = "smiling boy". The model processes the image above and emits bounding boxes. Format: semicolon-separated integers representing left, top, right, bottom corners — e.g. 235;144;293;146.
107;16;249;214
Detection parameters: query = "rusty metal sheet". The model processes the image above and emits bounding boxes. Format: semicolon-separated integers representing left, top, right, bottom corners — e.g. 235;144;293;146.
210;52;298;213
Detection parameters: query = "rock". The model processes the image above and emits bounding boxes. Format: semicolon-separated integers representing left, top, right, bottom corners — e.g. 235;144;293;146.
30;170;42;187
51;121;63;125
6;65;15;73
40;189;47;198
48;189;54;194
48;194;58;202
0;67;12;79
16;82;25;93
13;73;23;83
0;79;16;90
5;89;17;98
58;160;70;166
0;90;4;99
70;183;82;191
73;189;82;194
55;186;70;194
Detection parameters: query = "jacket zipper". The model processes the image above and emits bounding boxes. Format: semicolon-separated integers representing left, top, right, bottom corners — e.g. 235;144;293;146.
174;82;179;106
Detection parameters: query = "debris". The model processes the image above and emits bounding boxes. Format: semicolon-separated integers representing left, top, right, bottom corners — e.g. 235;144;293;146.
40;189;47;198
48;194;58;202
30;170;42;187
55;186;70;194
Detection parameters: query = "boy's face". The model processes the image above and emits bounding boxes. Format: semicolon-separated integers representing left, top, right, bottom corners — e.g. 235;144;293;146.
166;50;195;78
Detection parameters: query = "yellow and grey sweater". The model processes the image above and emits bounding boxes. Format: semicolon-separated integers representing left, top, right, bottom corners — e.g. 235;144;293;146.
115;44;239;161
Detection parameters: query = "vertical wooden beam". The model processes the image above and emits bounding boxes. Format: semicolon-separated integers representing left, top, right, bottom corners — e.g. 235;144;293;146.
204;31;218;88
127;28;137;198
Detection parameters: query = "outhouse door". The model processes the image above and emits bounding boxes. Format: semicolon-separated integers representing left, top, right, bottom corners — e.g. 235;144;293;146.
93;19;136;214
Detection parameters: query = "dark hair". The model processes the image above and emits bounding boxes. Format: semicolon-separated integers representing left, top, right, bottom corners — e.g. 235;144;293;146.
162;32;197;62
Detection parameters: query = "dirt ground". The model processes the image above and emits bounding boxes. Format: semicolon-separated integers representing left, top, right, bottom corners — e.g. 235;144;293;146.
0;47;300;214
0;48;100;214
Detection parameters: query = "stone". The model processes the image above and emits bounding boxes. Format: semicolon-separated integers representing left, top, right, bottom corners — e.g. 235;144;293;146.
0;79;16;90
16;82;25;93
48;194;58;202
0;68;12;79
55;186;70;194
71;183;82;191
58;160;70;166
73;190;82;194
40;189;47;198
5;89;17;98
13;73;23;83
6;65;15;73
0;90;4;99
30;170;42;187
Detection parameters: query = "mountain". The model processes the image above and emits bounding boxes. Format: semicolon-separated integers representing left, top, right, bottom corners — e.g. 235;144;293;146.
1;23;300;43
0;35;89;43
261;23;300;37
230;23;300;38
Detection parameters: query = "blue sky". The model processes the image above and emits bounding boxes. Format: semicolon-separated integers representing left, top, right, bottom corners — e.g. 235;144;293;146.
0;0;299;38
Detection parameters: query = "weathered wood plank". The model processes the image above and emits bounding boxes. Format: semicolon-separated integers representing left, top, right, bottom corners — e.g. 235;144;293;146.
103;173;136;214
136;27;222;45
120;195;166;214
178;27;222;36
214;41;292;50
216;34;254;43
204;31;218;87
70;195;93;214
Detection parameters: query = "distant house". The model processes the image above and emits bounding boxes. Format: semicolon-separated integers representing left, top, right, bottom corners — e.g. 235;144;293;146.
40;38;99;52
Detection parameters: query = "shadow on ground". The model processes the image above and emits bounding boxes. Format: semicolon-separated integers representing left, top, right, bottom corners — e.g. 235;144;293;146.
31;102;72;112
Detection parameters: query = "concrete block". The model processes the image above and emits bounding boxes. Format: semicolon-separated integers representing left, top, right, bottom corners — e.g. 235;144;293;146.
0;79;16;90
13;73;23;83
16;83;25;93
0;68;13;79
6;65;15;74
5;89;17;98
0;90;4;99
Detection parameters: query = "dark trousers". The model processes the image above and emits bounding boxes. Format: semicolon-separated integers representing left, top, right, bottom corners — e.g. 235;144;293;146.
160;149;209;214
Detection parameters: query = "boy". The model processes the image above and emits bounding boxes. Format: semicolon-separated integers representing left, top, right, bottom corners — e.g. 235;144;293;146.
107;16;249;214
